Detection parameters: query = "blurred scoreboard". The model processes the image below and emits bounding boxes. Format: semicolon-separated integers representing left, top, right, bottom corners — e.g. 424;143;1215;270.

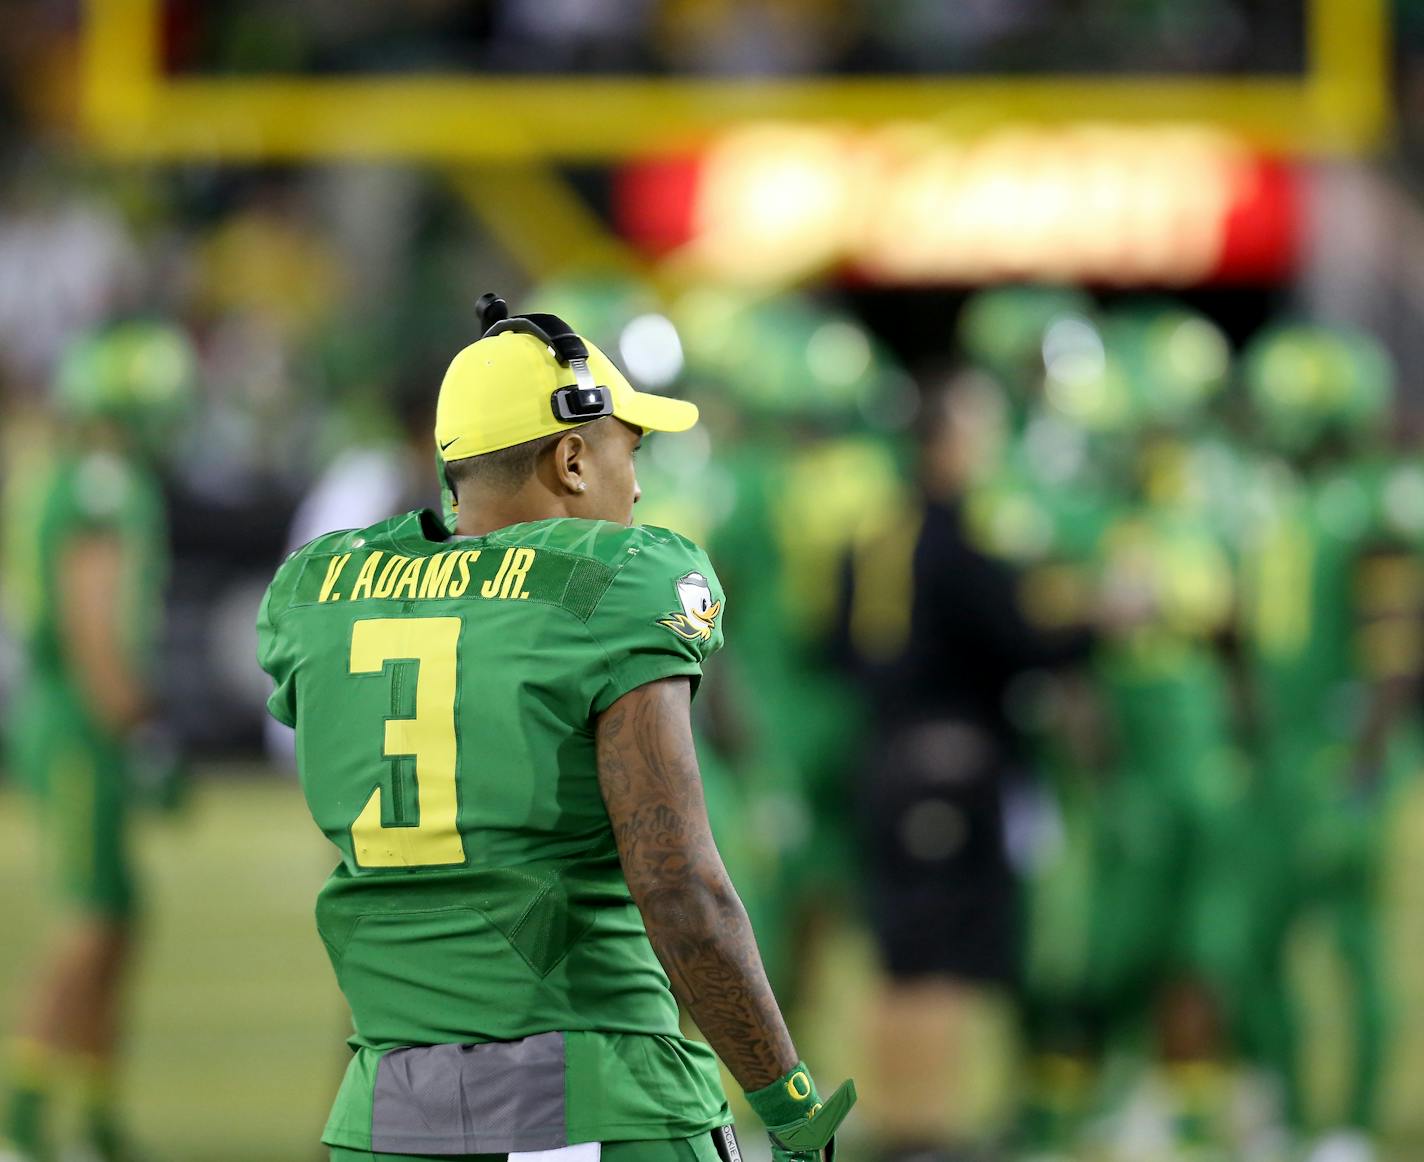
618;124;1301;286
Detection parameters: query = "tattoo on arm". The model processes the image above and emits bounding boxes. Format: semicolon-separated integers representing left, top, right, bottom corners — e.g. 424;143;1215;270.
597;678;798;1092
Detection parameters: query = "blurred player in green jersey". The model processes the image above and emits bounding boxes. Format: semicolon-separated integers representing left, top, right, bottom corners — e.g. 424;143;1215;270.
673;289;910;1000
975;303;1249;1159
1237;326;1424;1162
952;295;1128;1160
1;322;194;1162
1075;308;1252;1159
256;295;854;1162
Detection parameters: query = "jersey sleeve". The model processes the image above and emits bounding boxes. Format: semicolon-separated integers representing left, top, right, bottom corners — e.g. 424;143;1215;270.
584;530;726;714
256;554;302;727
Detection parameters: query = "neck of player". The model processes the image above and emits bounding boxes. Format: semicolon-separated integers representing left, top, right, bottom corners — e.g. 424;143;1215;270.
453;487;578;538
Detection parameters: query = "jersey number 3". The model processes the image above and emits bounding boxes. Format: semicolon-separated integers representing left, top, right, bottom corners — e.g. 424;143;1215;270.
349;616;466;868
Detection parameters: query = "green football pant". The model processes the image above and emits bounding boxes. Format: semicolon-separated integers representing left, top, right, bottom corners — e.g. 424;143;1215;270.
1334;873;1387;1129
1237;842;1387;1130
8;689;135;919
1238;733;1395;1131
331;1132;722;1162
1083;747;1256;1025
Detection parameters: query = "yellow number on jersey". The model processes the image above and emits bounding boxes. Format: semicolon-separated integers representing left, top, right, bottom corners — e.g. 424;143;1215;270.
349;617;466;868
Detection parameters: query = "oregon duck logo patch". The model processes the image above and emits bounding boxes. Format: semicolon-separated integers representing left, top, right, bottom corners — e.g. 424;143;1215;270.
658;571;722;642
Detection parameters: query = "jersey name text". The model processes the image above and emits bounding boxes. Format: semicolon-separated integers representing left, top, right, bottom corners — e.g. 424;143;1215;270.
313;547;538;604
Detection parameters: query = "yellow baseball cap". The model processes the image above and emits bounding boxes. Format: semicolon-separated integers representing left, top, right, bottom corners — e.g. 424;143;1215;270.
435;328;699;462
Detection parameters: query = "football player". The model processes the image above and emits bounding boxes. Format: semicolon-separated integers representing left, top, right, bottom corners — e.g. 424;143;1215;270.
2;321;193;1162
256;297;854;1162
1236;326;1424;1162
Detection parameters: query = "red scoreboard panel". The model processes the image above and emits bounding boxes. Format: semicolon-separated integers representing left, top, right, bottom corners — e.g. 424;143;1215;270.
617;125;1301;287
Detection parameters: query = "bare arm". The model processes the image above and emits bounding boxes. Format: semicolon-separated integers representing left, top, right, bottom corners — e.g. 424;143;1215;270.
596;676;798;1092
58;533;151;734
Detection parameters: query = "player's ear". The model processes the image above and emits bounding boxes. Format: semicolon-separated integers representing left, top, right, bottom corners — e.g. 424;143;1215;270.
553;431;590;496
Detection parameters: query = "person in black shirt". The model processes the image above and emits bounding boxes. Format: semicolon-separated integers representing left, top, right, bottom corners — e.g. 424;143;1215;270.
841;374;1093;1161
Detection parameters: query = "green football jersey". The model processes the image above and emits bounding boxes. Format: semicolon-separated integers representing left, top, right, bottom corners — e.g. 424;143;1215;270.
1240;456;1424;795
256;511;731;1150
1241;462;1354;736
2;439;168;712
1091;506;1236;757
1241;458;1422;727
707;436;903;776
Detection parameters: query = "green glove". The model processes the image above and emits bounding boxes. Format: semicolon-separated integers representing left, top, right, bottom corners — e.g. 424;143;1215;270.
745;1063;857;1162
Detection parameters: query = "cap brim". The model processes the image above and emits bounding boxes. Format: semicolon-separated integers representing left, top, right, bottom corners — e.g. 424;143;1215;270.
614;389;699;434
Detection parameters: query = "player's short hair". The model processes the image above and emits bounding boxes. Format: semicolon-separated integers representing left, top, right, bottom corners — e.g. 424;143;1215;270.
445;416;618;495
446;432;565;494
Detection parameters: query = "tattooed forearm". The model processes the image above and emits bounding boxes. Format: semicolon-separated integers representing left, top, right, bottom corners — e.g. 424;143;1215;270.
596;678;798;1092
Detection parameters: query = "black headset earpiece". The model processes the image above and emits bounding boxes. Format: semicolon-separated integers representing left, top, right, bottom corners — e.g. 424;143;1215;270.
475;293;509;335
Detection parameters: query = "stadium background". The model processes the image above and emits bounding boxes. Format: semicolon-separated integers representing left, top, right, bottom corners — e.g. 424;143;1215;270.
6;1;1424;1159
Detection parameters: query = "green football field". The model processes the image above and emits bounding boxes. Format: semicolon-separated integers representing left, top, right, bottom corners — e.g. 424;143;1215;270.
4;770;1424;1160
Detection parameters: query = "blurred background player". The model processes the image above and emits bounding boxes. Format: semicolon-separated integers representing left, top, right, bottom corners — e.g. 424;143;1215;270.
678;289;909;1001
1071;307;1249;1162
1235;326;1424;1162
945;297;1251;1161
1;322;193;1162
940;292;1135;1160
